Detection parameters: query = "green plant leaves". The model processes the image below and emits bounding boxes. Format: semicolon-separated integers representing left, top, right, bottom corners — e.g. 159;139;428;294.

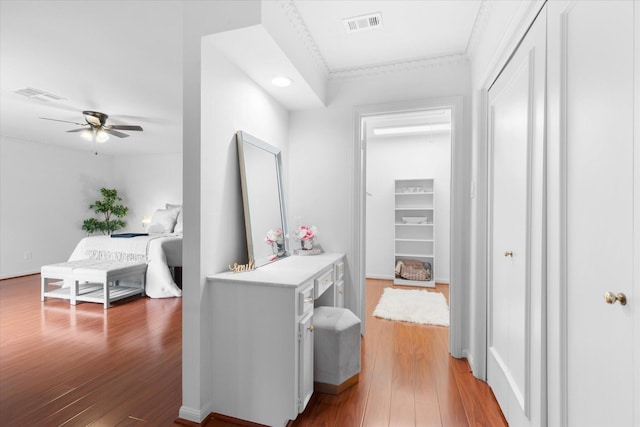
83;187;129;235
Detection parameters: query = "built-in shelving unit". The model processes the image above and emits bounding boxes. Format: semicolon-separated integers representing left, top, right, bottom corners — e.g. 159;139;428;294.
394;178;435;287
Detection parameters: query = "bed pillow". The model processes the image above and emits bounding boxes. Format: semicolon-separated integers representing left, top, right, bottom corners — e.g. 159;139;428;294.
148;207;180;233
166;203;183;234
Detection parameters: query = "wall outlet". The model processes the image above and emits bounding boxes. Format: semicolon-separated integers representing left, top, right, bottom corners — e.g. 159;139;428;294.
24;251;32;260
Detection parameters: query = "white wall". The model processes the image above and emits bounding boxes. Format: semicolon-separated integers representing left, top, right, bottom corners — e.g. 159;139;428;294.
202;41;289;416
0;136;114;278
366;132;451;282
288;60;471;335
180;0;300;421
0;137;184;279
112;152;183;232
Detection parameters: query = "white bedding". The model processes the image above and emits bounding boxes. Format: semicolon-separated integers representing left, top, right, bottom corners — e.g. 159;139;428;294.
68;235;182;298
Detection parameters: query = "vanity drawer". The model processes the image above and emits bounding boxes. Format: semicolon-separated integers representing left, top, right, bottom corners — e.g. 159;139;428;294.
314;269;334;299
335;261;344;281
299;284;314;315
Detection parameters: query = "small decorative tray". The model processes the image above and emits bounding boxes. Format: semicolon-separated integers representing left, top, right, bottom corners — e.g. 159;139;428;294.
294;248;323;256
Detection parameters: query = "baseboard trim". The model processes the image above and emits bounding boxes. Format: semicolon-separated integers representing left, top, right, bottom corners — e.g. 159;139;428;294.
174;414;213;426
175;412;274;427
212;413;271;427
0;272;40;281
314;373;359;395
177;404;213;425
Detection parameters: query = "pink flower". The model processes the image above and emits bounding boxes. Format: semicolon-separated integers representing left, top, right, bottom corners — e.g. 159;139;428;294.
265;228;283;244
294;225;318;241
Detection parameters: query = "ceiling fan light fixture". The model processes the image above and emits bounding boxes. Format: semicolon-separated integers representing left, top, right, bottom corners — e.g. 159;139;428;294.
83;111;108;127
80;129;94;141
96;129;109;143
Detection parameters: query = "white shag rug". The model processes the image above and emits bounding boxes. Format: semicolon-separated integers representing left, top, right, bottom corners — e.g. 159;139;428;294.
373;287;450;326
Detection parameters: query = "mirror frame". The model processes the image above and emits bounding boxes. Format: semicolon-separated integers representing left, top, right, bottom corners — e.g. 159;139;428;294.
237;130;290;267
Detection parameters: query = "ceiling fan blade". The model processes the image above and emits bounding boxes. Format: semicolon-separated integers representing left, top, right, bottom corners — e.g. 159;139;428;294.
40;117;85;126
109;125;143;131
104;128;130;138
66;127;89;133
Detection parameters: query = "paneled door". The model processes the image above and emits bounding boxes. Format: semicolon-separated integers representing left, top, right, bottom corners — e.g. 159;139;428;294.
547;1;638;426
487;6;546;426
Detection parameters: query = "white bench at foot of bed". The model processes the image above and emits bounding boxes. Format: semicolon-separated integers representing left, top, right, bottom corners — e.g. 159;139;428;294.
41;260;147;309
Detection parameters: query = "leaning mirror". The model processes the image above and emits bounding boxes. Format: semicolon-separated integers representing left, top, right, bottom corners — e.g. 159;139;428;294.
237;131;289;267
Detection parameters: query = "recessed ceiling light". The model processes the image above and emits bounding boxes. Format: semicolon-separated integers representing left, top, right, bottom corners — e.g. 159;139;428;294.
373;123;451;136
271;76;292;88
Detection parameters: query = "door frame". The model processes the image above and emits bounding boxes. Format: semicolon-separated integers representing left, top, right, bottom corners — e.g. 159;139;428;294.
473;0;547;382
353;96;464;357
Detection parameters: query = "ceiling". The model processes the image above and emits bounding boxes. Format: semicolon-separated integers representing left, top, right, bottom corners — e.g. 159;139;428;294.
294;0;481;71
0;0;482;156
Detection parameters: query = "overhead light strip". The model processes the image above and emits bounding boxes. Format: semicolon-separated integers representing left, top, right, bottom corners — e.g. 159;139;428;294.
373;123;451;136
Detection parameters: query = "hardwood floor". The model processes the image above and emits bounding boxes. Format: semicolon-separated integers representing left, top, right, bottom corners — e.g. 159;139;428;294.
290;279;506;427
0;274;182;427
0;275;506;426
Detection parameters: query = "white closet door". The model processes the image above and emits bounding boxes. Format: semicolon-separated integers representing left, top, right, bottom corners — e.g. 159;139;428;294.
547;1;637;426
487;6;546;426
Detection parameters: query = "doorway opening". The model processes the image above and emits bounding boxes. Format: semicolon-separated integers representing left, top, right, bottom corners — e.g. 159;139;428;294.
363;109;452;290
353;97;464;357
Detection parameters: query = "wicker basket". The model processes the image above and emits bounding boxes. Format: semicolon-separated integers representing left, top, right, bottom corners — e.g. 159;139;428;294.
395;260;431;281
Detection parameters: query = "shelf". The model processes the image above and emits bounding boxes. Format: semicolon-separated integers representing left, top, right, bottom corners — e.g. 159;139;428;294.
394;277;435;288
394;252;434;258
394;178;435;285
75;283;144;304
395;192;434;195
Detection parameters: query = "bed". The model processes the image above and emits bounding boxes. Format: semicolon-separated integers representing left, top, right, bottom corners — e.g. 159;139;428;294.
68;234;182;298
67;204;184;298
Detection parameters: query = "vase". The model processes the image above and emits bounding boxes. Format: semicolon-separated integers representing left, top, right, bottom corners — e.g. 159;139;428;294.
300;239;313;250
272;241;284;256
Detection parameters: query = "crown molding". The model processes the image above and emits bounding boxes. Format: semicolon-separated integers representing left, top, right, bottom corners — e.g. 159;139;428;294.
328;54;469;81
465;0;493;58
278;0;330;76
280;0;474;82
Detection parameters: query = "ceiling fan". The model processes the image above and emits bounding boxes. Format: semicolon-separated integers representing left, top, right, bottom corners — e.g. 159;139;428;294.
40;110;143;142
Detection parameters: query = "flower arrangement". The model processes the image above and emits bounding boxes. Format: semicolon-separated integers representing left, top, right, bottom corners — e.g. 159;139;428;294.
293;225;317;241
294;225;318;250
265;228;284;244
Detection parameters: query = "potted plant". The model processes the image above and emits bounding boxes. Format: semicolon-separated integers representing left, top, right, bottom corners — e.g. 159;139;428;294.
82;188;129;235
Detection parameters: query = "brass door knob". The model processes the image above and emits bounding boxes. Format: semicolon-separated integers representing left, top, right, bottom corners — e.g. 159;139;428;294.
504;251;514;258
308;325;315;332
604;291;627;306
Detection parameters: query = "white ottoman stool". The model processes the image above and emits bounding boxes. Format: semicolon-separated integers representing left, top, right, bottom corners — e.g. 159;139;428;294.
313;306;361;394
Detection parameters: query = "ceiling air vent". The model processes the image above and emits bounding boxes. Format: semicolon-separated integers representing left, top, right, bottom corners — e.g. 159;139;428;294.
14;87;65;102
343;12;383;33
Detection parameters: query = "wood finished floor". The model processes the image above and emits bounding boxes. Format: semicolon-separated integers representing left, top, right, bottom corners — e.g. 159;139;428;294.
0;275;506;426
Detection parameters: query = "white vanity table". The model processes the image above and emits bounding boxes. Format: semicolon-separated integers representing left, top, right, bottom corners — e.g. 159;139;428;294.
207;252;345;427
